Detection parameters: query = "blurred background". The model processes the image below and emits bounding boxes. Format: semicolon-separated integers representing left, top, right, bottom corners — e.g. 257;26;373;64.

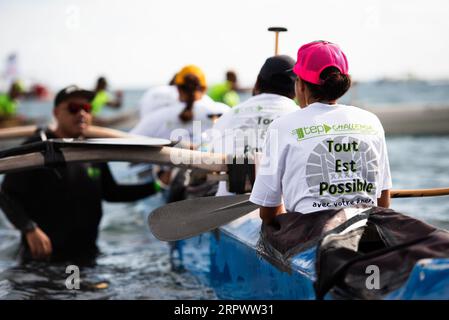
0;0;448;299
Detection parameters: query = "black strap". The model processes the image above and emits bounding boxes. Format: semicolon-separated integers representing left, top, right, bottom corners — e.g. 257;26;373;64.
227;155;255;194
0;141;48;158
42;140;66;168
0;134;66;168
314;218;431;300
0;191;37;233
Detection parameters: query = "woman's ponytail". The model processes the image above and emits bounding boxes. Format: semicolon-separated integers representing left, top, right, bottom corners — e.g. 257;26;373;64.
178;74;203;122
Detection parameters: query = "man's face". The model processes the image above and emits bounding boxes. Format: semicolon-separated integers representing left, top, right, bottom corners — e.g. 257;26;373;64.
53;96;92;138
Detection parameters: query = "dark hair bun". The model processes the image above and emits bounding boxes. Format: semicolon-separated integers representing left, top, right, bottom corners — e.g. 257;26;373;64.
304;67;351;101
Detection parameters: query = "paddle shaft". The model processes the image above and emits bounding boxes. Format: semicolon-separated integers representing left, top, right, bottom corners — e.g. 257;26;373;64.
1;141;447;199
0;125;136;140
274;32;279;55
0;125;37;139
390;188;449;198
85;125;140;138
268;27;287;56
0;145;228;174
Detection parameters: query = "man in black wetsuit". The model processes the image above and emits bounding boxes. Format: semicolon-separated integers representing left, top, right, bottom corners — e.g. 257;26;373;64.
0;85;159;262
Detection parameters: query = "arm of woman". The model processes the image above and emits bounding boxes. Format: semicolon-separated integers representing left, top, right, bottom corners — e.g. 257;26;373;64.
259;204;285;225
377;189;390;208
249;123;286;224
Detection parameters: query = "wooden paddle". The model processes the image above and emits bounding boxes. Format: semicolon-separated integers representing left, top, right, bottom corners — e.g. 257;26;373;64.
0;139;227;174
149;194;257;241
149;187;449;241
0;124;139;140
268;27;287;56
390;188;449;198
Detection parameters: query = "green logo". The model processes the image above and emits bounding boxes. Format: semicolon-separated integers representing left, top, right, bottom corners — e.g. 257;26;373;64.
291;123;378;141
293;128;305;139
234;105;264;114
291;123;331;140
87;167;101;179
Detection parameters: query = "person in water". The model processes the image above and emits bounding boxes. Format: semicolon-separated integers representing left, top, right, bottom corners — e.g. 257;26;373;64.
0;85;160;262
208;70;241;107
249;41;392;225
91;76;123;115
0;81;23;119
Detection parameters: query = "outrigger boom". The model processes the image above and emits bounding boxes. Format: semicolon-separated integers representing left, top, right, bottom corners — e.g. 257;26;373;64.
0;138;448;199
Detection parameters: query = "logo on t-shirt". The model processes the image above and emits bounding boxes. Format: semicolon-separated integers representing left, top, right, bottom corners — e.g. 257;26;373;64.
87;167;101;180
305;135;379;208
292;123;378;141
234;105;264;114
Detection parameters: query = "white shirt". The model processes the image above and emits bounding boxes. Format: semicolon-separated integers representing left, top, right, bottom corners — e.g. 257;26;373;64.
131;95;230;145
138;85;179;117
250;102;392;213
205;93;298;196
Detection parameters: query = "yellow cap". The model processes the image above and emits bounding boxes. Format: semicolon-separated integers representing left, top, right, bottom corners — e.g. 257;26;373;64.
12;80;25;93
174;65;207;88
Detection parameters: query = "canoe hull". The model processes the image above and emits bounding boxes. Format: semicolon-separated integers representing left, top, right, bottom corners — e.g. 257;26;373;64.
179;211;449;300
181;211;316;299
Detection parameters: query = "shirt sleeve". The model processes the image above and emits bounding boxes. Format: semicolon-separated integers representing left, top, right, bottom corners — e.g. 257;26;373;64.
130;117;149;136
0;171;37;232
212;112;231;132
215;102;231;115
249;125;284;207
207;113;231;154
99;163;158;202
130;116;159;138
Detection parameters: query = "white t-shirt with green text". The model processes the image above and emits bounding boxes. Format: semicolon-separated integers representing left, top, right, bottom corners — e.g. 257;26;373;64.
131;95;230;145
139;85;179;117
205;93;298;196
208;93;298;155
249;102;392;213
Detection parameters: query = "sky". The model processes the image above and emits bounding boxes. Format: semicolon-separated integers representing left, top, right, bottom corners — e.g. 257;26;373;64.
1;0;449;90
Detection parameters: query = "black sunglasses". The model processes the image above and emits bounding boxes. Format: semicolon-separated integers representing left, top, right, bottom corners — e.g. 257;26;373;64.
67;102;92;114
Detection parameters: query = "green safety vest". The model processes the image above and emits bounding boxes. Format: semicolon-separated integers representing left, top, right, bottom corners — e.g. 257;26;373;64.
91;90;110;115
0;94;17;116
208;82;240;107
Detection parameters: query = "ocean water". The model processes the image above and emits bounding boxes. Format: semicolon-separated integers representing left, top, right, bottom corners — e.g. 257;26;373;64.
0;82;448;299
14;80;449;120
388;136;449;230
340;80;449;107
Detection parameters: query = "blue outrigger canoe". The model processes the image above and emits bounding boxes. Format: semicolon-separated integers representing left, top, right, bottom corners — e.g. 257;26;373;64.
123;163;449;300
174;210;449;299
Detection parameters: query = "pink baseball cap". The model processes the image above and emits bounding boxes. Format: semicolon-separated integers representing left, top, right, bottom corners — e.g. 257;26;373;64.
293;40;349;85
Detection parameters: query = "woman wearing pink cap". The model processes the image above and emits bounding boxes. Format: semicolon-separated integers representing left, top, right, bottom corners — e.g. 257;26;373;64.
250;40;392;225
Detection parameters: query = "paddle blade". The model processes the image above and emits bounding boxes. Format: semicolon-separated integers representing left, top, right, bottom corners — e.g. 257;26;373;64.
148;194;258;241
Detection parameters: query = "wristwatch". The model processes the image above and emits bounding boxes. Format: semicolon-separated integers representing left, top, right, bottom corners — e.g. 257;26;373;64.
21;221;37;234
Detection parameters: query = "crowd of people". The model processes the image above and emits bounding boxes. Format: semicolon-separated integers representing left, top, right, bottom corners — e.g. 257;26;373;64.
0;40;391;264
